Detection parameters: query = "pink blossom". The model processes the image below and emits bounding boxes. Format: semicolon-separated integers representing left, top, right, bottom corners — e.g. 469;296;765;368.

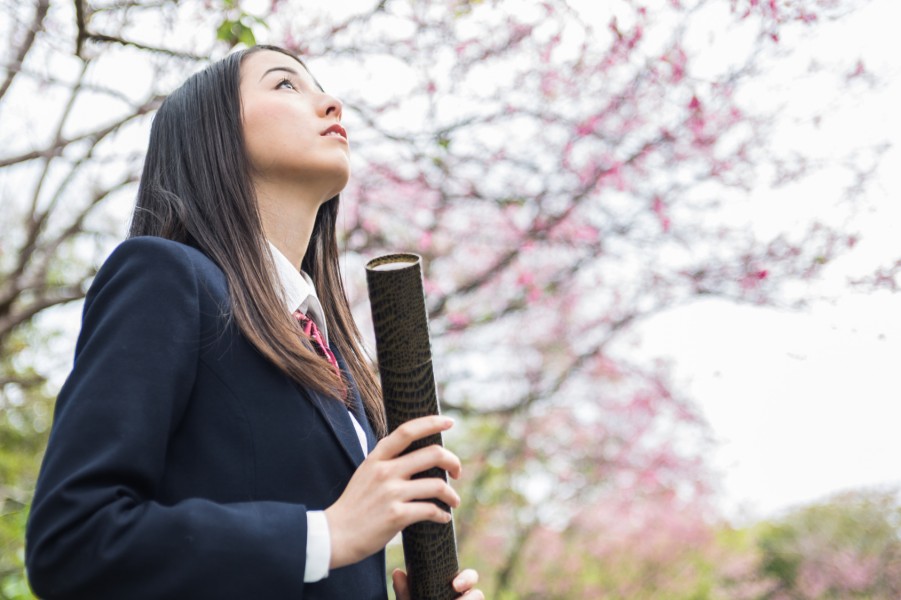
740;269;768;290
572;224;600;242
540;34;561;63
600;162;626;191
447;312;470;328
663;47;687;83
652;196;671;233
575;115;601;137
540;71;558;97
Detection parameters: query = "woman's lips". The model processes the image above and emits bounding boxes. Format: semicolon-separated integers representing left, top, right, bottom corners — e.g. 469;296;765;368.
321;124;347;141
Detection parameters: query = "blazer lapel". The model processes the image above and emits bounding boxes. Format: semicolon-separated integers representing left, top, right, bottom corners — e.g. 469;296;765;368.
352;388;377;456
333;346;378;454
303;385;366;468
299;345;380;468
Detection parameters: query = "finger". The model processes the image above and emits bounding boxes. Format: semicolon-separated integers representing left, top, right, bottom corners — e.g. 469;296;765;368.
395;499;454;528
453;568;479;593
459;591;484;599
395;444;462;480
392;568;410;600
401;478;461;508
370;416;454;460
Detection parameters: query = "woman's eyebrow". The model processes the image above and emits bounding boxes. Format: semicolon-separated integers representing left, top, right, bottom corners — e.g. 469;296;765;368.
258;65;326;92
259;66;301;82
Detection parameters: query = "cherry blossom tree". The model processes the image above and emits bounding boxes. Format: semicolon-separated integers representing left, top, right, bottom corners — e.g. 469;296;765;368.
0;0;884;596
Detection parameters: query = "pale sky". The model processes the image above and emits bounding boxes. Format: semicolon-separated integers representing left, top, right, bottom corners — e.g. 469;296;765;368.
633;0;901;520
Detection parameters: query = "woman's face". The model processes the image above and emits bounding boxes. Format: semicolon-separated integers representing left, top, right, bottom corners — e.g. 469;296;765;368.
239;50;350;201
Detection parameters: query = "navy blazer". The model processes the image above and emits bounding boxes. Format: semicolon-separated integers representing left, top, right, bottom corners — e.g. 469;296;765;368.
26;236;388;599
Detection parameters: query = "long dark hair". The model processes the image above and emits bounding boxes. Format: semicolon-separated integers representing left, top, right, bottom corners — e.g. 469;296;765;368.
129;45;386;437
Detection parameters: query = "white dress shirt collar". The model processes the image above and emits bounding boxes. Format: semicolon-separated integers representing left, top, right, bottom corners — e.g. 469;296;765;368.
267;242;368;460
267;241;329;344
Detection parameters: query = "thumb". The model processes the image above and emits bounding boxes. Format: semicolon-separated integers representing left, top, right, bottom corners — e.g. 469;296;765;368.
392;568;410;600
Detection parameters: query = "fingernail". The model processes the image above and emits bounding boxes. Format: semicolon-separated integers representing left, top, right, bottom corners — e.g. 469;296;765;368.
453;573;468;591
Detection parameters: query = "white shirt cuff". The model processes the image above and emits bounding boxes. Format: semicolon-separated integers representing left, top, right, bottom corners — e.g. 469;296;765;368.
304;510;331;582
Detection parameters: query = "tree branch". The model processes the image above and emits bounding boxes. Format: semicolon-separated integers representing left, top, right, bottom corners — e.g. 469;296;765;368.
74;0;88;56
0;284;89;345
83;32;206;61
0;95;163;169
427;137;663;319
0;0;50;104
492;522;539;598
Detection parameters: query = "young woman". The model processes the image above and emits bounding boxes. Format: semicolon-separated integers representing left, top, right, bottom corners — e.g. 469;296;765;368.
25;45;482;599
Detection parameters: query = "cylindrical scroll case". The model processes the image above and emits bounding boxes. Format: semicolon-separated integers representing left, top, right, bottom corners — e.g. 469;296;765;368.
366;253;461;600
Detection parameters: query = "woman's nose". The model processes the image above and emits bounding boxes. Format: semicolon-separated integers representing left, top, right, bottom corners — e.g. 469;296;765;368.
323;94;343;120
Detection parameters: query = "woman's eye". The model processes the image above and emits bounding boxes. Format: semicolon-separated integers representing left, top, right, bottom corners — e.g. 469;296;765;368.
277;78;296;90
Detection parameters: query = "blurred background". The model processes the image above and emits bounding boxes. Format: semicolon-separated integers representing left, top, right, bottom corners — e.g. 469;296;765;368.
1;0;899;598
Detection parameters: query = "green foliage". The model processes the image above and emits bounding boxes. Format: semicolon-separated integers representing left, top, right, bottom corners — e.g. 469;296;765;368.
0;507;34;600
758;520;803;589
452;0;485;18
214;0;269;49
0;326;55;600
755;489;901;599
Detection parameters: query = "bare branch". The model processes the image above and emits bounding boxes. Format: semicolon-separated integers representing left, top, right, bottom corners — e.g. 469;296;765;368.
0;0;50;103
493;522;539;598
22;61;90;261
0;283;89;344
0;95;163;169
74;0;88;56
31;172;140;289
83;32;206;61
92;0;175;12
0;62;90;317
0;173;137;339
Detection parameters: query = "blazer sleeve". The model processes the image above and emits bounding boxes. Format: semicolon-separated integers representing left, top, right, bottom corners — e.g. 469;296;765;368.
25;237;310;599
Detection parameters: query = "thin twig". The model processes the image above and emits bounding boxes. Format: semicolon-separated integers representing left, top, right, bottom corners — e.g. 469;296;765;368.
0;95;163;169
0;0;50;103
84;32;206;61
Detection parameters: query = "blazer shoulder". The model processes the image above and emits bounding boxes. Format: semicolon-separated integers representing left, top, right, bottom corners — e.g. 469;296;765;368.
93;237;225;294
104;236;216;272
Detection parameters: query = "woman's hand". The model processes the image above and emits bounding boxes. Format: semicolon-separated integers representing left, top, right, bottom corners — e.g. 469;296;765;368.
324;415;462;570
392;568;484;600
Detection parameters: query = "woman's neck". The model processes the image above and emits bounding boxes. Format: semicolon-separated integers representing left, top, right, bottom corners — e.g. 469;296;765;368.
255;179;325;270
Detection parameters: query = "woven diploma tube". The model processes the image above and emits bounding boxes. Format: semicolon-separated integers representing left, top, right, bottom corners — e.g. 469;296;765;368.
365;253;461;600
